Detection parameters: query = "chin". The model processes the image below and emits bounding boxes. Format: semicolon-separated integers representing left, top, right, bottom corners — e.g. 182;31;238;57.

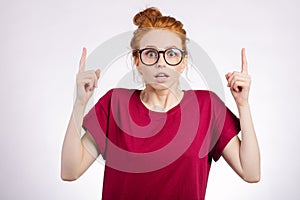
147;83;170;90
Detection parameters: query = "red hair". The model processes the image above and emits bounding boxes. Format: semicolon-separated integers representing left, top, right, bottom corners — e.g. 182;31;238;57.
130;7;187;63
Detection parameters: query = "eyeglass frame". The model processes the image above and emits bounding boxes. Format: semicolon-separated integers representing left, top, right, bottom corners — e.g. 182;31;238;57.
135;47;186;66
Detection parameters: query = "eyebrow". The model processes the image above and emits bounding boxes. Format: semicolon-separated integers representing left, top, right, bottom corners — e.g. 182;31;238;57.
143;45;180;49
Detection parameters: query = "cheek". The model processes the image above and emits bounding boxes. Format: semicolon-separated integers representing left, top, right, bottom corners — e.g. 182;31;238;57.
137;66;152;78
169;69;182;79
141;68;154;80
173;64;185;74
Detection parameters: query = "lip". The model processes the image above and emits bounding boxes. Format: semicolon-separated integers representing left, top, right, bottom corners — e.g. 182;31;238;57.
153;72;170;83
154;72;170;78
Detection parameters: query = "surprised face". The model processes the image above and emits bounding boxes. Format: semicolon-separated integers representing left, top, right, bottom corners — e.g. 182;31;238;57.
136;29;187;90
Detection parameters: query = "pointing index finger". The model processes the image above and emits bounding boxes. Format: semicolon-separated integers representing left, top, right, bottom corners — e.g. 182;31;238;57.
241;48;248;74
79;47;87;72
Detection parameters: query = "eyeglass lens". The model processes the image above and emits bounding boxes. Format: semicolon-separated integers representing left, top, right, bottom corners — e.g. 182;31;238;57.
140;48;183;66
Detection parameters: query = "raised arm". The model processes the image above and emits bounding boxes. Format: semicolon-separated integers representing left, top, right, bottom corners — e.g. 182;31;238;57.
222;48;260;183
61;48;101;181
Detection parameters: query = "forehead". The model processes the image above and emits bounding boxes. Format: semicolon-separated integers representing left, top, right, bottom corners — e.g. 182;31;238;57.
139;29;182;49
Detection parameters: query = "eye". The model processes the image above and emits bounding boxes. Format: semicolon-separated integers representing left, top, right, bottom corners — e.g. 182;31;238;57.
144;49;157;58
166;49;180;57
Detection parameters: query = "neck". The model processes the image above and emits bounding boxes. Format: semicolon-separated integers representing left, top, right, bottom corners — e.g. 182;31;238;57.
140;84;184;112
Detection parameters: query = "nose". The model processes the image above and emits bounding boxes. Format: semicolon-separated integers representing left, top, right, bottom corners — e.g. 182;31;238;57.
156;52;166;67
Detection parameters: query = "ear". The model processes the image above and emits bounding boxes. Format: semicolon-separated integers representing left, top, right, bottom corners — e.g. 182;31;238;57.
133;56;139;66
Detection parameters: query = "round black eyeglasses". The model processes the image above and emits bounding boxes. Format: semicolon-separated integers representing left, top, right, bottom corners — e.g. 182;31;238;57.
137;48;185;66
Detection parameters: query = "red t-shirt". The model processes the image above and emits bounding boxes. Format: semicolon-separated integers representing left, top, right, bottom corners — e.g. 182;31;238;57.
82;88;240;200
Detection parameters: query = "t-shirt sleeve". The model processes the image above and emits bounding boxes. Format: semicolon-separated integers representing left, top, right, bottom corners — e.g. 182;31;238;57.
209;92;241;162
82;89;113;158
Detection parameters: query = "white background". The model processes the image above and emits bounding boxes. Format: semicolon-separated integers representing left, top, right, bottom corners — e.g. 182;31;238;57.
1;0;299;199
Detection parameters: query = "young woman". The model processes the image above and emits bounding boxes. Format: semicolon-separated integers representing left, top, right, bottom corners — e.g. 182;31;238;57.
61;7;260;200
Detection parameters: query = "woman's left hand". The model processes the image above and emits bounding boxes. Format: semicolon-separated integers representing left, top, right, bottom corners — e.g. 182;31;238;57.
225;48;251;107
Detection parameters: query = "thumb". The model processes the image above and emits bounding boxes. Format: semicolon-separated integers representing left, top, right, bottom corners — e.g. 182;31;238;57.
95;69;101;79
95;69;101;88
225;72;231;80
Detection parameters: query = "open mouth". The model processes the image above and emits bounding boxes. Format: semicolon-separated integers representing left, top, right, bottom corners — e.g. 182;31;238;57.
154;73;169;78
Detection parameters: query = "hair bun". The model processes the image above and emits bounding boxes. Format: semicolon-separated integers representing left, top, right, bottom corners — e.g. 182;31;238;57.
133;7;162;27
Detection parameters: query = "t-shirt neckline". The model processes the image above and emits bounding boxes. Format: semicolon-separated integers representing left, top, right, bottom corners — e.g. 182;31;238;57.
135;89;186;115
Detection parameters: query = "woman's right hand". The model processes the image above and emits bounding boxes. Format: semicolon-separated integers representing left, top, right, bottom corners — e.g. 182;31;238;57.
75;47;100;106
